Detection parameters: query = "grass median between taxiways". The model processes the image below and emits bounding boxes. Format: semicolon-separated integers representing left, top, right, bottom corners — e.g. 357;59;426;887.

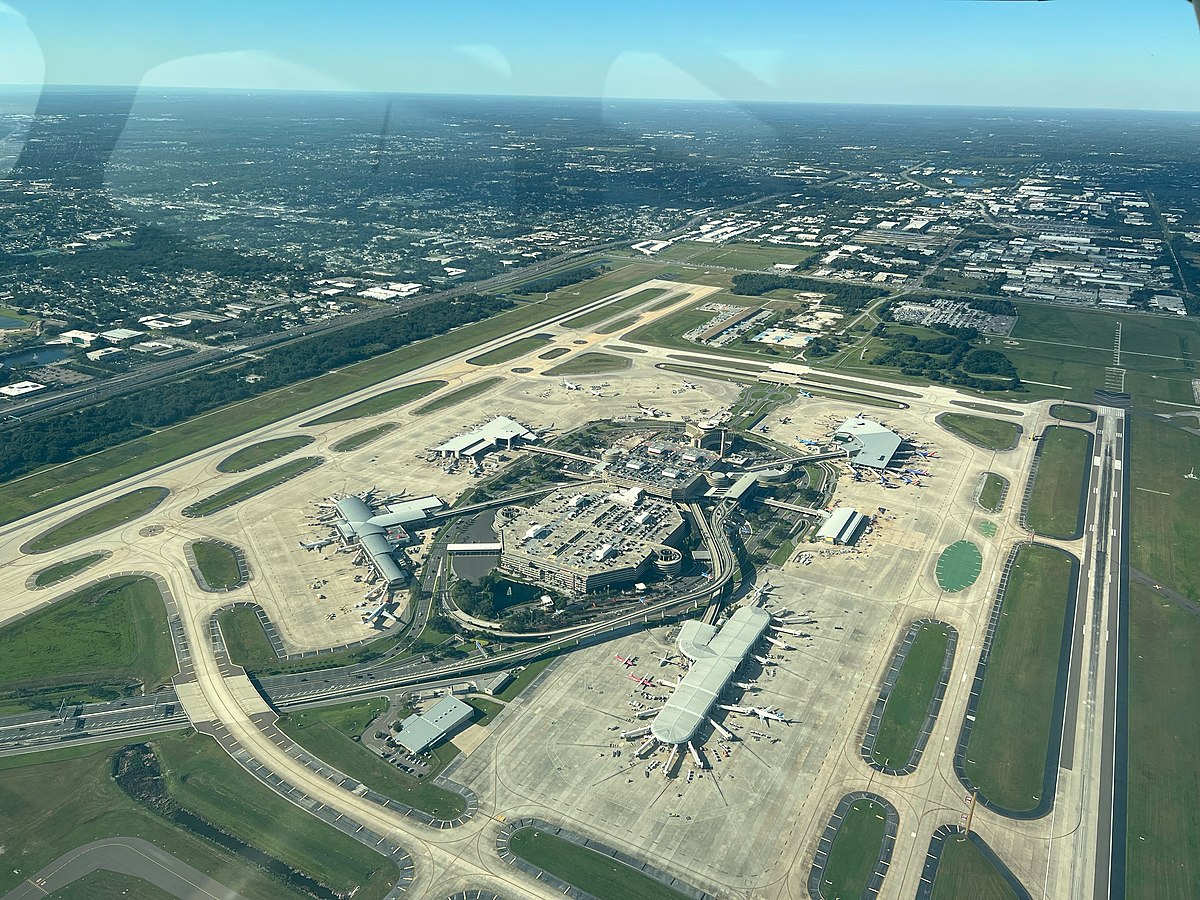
23;487;169;553
870;623;951;770
507;827;688;900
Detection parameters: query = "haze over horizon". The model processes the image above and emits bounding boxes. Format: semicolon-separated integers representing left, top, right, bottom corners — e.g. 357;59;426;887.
0;0;1197;113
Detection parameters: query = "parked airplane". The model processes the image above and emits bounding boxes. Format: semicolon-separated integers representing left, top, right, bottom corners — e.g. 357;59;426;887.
1186;467;1197;481
562;378;583;391
614;654;637;667
796;389;812;399
298;538;335;551
629;674;656;688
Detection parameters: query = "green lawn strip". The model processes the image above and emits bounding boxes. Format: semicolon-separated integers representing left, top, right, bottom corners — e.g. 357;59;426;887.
277;700;467;820
870;624;951;769
1049;403;1096;423
937;413;1019;451
467;335;552;366
495;658;555;701
217;606;413;676
538;346;571;360
1026;426;1091;539
977;520;998;537
0;740;318;900
947;401;1025;417
192;541;243;589
963;544;1075;812
0;266;668;526
978;473;1007;512
596;314;642;335
1126;582;1200;899
215;435;314;473
413;377;504;416
304;380;445;425
562;288;667;329
507;828;687;900
930;836;1020;900
331;422;398;452
1130;418;1200;599
47;870;178;900
769;538;796;567
182;457;322;517
544;352;632;376
819;798;889;899
154;731;397;898
657;364;758;387
935;541;983;593
466;696;505;726
0;575;176;711
663;353;766;373
23;487;169;553
31;551;107;588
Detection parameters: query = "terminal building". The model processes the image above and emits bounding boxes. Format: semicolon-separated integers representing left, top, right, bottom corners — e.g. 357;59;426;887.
434;415;538;460
333;494;446;586
650;606;772;745
832;417;903;470
494;486;685;594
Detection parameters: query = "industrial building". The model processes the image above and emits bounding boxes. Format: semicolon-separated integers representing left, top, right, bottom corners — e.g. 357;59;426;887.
434;415;538;459
494;486;685;594
333;494;445;586
815;507;867;545
832;417;903;470
393;695;474;754
650;606;772;745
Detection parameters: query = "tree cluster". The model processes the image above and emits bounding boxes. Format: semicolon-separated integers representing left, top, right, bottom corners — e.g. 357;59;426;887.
512;265;606;296
0;293;512;480
730;273;888;312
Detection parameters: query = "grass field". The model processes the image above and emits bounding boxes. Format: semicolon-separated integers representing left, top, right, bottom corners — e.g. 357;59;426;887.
625;300;779;362
215;435;314;473
948;401;1024;416
544;352;633;376
31;551;107;588
1049;403;1096;423
930;835;1020;900
304;380;445;425
978;473;1008;512
182;457;322;517
331;422;398;453
538;346;571;360
192;540;243;590
277;700;467;819
1130;418;1200;600
507;828;687;900
496;658;555;702
870;623;952;769
0;739;338;900
562;287;667;329
817;798;889;900
466;696;505;726
467;335;551;366
23;487;169;553
654;240;817;271
935;541;983;593
963;544;1074;812
156;731;397;898
938;413;1019;451
596;314;643;334
1026;426;1091;539
1126;582;1200;900
0;575;176;712
0;265;670;528
413;377;503;416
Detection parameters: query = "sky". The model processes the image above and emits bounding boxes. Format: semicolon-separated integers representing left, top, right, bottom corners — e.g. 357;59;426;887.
0;0;1198;111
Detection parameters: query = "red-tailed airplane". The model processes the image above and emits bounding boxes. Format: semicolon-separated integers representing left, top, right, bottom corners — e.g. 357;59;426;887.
629;674;656;688
614;654;637;667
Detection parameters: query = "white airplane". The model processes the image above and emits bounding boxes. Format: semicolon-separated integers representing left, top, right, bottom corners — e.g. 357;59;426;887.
590;387;605;397
298;538;335;551
1186;467;1197;481
720;704;788;726
562;378;583;391
636;402;665;418
680;380;697;390
796;389;812;399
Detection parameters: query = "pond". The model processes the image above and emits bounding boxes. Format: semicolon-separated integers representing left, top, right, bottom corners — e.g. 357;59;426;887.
0;345;72;368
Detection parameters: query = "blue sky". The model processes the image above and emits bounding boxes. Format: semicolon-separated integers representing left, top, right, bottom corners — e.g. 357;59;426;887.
1;1;1198;111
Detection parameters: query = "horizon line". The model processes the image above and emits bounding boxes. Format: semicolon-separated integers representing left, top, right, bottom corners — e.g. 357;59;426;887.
0;82;1198;117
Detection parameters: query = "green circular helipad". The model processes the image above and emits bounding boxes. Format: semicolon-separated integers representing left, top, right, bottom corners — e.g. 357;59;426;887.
936;540;983;592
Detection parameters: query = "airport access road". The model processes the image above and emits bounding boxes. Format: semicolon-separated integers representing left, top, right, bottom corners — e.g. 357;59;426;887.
0;837;243;900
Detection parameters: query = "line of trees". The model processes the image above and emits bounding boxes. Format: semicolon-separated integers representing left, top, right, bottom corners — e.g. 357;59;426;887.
0;293;513;480
512;265;606;296
730;273;889;312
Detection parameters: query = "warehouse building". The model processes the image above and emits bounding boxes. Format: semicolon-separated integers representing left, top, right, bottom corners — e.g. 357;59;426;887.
393;696;474;754
815;507;867;545
832;417;903;470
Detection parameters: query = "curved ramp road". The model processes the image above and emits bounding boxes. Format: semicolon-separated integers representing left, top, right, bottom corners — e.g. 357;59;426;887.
1;837;242;900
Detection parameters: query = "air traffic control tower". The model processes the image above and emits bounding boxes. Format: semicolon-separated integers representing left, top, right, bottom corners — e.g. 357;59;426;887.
650;606;771;746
